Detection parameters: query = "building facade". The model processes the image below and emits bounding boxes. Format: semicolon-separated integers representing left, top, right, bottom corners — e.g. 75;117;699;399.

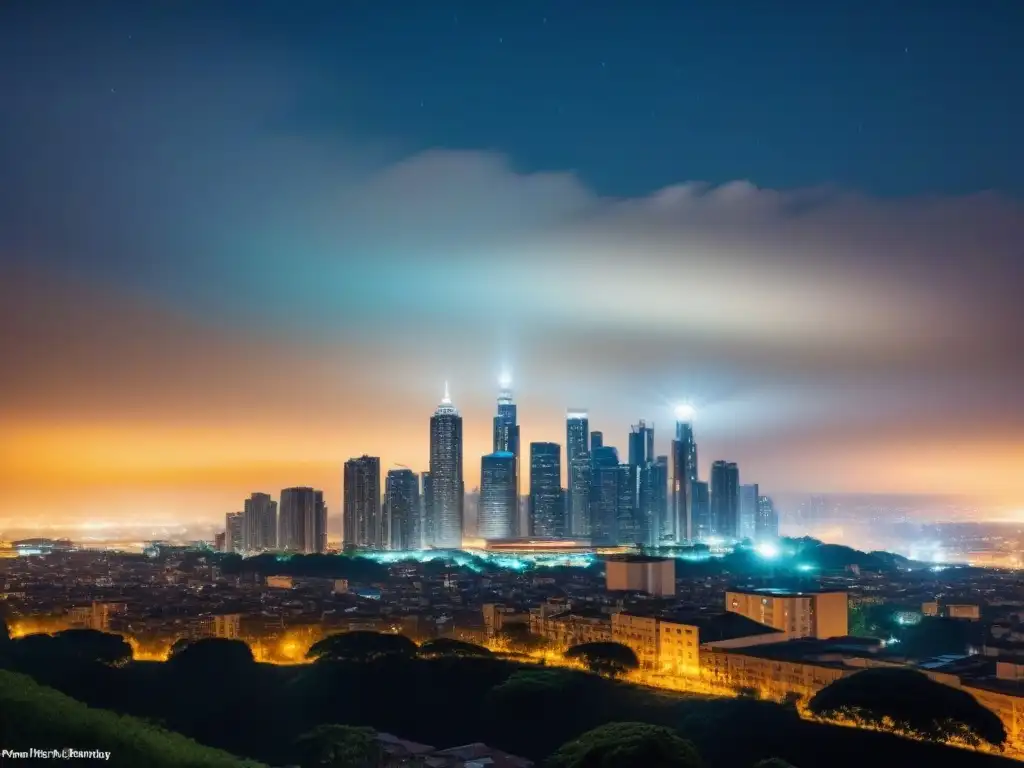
529;442;562;537
738;483;759;541
242;492;277;552
385;468;420;550
710;461;740;540
279;486;324;554
725;588;849;639
343;456;382;549
492;384;521;536
429;386;464;548
479;452;517;540
671;420;698;543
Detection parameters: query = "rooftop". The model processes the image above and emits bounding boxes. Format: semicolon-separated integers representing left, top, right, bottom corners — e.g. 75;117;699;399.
606;555;672;564
728;586;848;597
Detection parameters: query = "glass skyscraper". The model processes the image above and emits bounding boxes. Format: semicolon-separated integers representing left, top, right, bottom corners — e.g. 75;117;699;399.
343;456;381;549
739;483;760;541
280;486;325;554
385;468;420;551
671;419;698;543
429;384;464;548
529;442;562;537
242;492;277;552
479;451;516;540
710;460;740;540
492;383;521;535
566;411;589;536
589;445;620;546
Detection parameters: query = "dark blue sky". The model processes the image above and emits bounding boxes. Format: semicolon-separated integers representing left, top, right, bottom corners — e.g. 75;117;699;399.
3;1;1024;522
3;0;1022;198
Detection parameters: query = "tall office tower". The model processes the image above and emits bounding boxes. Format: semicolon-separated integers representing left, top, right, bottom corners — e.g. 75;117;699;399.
590;431;604;452
671;414;698;543
654;455;670;542
479;452;516;539
710;461;740;539
429;383;464;548
569;452;592;537
628;420;655;467
738;483;760;541
757;495;779;540
225;512;244;553
492;380;521;536
566;411;589;536
590;446;620;546
628;421;656;544
313;490;327;554
529;442;562;537
385;469;420;551
640;459;668;547
343;455;382;549
691;480;711;541
616;463;643;545
420;472;432;549
242;492;277;552
279;487;321;554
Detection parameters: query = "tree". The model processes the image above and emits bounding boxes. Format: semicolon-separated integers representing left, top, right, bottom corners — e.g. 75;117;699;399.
809;668;1006;747
305;631;417;663
293;724;382;768
15;629;133;666
498;623;547;654
167;638;255;672
418;637;493;658
564;642;639;677
546;722;702;768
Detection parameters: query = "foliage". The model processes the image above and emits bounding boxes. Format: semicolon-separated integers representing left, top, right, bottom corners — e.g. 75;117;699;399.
216;553;390;582
293;724;382;768
0;670;265;767
418;637;493;658
168;638;256;669
809;668;1007;746
306;631;417;663
564;642;639;676
498;622;548;653
545;722;702;768
12;629;132;666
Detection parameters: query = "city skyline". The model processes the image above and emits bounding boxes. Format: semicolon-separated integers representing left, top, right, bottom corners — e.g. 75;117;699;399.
2;2;1024;527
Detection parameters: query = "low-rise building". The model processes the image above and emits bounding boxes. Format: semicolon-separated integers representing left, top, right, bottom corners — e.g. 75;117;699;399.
605;555;675;596
725;587;848;639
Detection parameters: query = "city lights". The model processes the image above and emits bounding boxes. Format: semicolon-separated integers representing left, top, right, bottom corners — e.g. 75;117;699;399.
755;541;780;559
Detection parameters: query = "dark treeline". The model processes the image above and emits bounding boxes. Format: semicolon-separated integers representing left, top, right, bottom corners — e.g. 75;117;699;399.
0;628;1015;768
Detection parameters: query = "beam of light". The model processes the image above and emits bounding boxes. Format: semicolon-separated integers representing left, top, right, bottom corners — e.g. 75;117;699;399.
498;371;512;389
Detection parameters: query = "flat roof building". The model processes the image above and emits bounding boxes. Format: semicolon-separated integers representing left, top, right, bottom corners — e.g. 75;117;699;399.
725;587;849;639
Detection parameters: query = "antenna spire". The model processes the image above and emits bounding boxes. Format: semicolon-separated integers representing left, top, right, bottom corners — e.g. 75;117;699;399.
442;381;451;404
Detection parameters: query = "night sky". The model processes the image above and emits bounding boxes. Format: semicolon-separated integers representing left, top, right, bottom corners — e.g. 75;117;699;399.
2;1;1023;527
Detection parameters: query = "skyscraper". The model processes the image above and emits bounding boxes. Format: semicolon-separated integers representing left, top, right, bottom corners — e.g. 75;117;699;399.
616;463;641;545
566;411;589;536
691;480;711;541
529;442;562;537
314;490;327;554
225;512;244;553
279;487;322;554
590;431;604;452
568;452;592;537
640;458;668;547
492;380;521;536
757;495;779;540
479;452;516;539
710;461;740;540
385;469;420;551
671;413;698;543
429;383;464;548
590;445;620;546
343;455;382;549
421;471;433;548
628;420;655;467
739;483;760;541
242;492;277;552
